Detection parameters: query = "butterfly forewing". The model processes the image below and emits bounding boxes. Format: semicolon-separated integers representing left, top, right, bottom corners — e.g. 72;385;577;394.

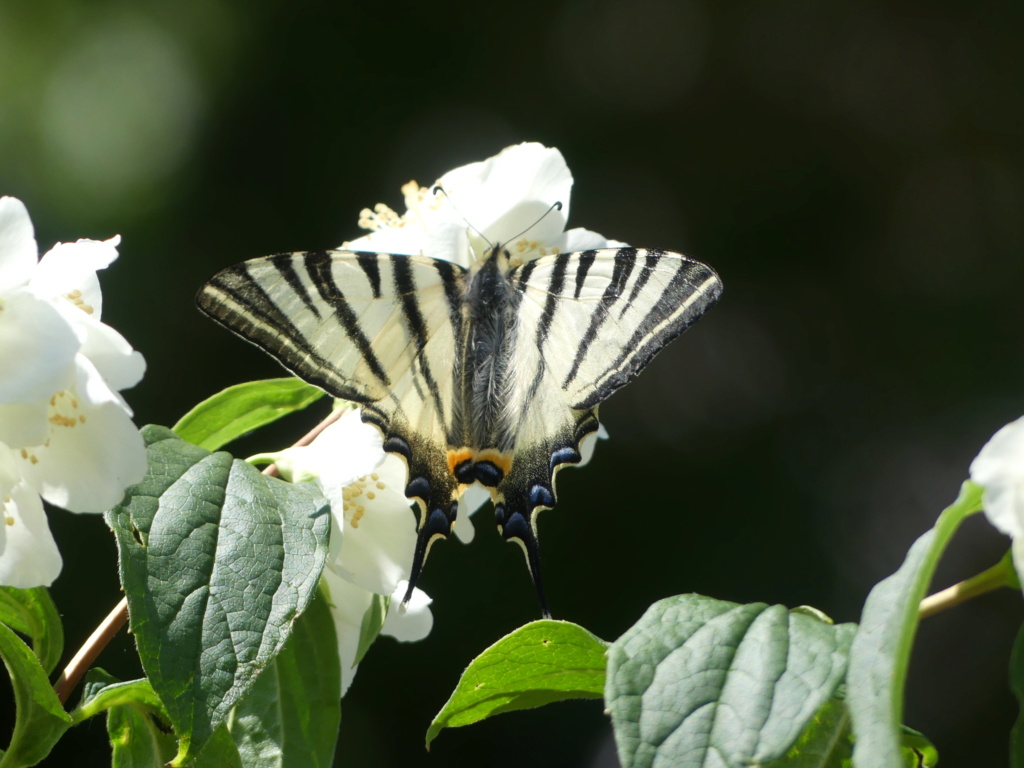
510;248;722;410
197;250;468;552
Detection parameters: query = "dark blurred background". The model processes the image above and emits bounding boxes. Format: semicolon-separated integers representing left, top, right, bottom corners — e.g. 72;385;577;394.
2;1;1023;765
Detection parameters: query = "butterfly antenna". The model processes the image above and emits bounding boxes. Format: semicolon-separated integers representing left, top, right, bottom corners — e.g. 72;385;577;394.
503;200;564;246
433;185;563;252
432;184;494;249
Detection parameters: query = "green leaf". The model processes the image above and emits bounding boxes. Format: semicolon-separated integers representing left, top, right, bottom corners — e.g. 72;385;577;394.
1011;623;1024;767
193;726;243;768
900;727;938;767
105;426;331;766
76;670;177;767
228;587;341;768
0;587;63;674
73;670;168;724
106;698;178;768
426;620;608;749
76;671;244;768
354;592;389;667
605;595;855;768
0;621;72;768
847;481;982;768
765;697;851;768
173;378;325;451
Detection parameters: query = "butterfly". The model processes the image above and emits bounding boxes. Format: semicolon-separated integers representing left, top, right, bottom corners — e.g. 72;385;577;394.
197;239;721;616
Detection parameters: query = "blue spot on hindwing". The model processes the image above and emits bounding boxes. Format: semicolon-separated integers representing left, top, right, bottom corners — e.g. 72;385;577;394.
406;475;431;500
384;435;411;459
425;507;450;535
549;446;580;472
529;484;555;509
502;510;530;541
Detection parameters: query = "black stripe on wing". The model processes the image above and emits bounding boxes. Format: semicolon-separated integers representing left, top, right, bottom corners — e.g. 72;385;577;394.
561;248;638;388
533;252;572;346
578;255;722;408
303;250;393;387
393;258;448;422
197;260;375;404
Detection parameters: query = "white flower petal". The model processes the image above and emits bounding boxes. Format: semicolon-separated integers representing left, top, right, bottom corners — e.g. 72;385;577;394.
322;572;374;696
280;408;384;491
0;401;50;448
30;235;121;319
381;581;433;642
970;415;1024;540
77;316;146;392
0;480;63;588
0;197;39;294
330;461;417;596
344;217;441;258
74;354;131;414
453;484;491;543
0;290;78;404
437;143;573;245
19;397;146;513
558;227;629;252
579;422;609;467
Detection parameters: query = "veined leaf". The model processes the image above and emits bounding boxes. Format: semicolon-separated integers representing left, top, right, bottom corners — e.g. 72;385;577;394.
0;621;71;768
228;587;341;768
426;620;608;748
765;697;851;768
0;587;63;675
105;426;331;766
605;594;854;768
173;378;325;451
847;481;982;768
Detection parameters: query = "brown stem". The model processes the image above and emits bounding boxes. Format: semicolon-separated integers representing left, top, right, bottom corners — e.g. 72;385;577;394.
53;597;128;705
53;405;344;704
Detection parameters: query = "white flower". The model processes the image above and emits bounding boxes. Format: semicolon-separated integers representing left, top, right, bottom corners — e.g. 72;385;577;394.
323;575;433;696
271;407;457;695
343;142;627;268
971;415;1024;546
0;196;146;587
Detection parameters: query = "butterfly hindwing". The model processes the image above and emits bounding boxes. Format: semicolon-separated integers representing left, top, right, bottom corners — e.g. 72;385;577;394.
197;250;469;582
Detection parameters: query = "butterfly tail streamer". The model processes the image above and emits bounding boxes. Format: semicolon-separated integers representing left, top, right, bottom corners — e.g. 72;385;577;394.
402;496;458;607
497;502;552;618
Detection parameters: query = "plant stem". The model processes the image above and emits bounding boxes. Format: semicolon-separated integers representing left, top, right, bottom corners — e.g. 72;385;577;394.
52;405;344;704
918;555;1016;619
53;597;128;704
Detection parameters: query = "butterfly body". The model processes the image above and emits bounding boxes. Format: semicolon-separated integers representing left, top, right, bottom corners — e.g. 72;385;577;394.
198;244;721;615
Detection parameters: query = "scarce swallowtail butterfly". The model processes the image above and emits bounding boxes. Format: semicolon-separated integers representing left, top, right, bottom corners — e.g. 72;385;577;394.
197;214;721;617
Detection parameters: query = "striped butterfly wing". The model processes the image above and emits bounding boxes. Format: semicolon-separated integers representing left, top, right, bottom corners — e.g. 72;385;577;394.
197;250;469;585
494;247;722;598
